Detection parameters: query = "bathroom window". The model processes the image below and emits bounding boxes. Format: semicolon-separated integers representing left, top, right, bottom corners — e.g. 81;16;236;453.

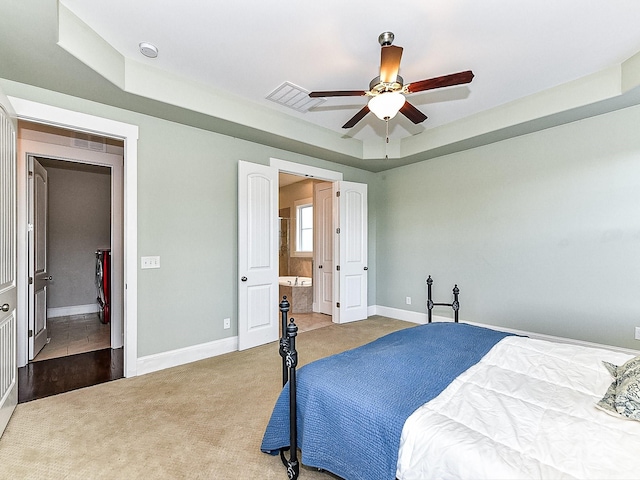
293;198;313;256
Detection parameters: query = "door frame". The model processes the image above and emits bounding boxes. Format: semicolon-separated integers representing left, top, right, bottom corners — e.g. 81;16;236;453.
269;159;343;321
9;96;139;377
25;152;123;358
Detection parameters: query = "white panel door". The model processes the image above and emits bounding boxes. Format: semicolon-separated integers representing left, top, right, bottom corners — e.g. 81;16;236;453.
0;92;18;438
28;156;49;359
238;160;278;350
334;181;368;323
314;182;333;315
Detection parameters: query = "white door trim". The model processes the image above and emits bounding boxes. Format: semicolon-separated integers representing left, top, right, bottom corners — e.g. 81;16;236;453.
22;145;124;353
270;159;343;183
8;96;139;377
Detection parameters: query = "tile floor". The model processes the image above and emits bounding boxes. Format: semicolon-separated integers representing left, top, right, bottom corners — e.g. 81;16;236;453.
33;313;111;362
280;311;333;334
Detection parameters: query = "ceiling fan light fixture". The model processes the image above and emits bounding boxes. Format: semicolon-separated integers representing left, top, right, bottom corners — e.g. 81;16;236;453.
368;91;405;120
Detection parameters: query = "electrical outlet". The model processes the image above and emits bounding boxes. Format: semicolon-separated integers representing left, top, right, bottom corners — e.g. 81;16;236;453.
141;256;160;269
406;296;411;305
224;318;231;329
635;326;640;340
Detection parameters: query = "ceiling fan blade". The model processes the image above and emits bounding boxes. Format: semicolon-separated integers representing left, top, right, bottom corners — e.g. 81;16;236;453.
342;105;370;129
380;45;403;83
309;90;367;98
400;101;428;124
406;70;474;94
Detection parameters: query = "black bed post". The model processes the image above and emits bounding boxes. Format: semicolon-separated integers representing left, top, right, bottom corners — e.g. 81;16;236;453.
452;285;460;323
278;297;300;480
284;319;300;479
279;296;290;387
426;275;434;323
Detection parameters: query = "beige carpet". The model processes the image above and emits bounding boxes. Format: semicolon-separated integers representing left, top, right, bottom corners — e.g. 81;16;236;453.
0;316;411;479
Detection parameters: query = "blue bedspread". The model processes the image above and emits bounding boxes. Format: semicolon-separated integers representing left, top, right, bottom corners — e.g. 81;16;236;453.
261;322;512;480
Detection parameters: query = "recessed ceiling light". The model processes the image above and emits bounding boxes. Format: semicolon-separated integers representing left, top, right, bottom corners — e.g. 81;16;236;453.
139;42;158;58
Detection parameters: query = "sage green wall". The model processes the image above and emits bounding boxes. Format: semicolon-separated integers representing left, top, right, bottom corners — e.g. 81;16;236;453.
9;76;639;355
1;79;378;358
376;104;640;350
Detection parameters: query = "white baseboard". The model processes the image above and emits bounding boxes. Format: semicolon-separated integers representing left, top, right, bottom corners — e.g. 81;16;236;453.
48;303;100;318
369;305;640;356
136;336;238;376
371;305;447;325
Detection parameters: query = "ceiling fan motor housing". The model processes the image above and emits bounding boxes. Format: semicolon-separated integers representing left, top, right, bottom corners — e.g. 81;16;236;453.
378;32;395;46
369;75;404;95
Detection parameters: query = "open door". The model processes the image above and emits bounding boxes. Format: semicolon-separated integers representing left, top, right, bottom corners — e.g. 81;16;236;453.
28;156;49;359
314;182;333;315
237;160;278;350
0;90;18;437
333;181;368;324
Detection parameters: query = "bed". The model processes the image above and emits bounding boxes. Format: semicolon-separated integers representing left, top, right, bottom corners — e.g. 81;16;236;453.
262;278;640;479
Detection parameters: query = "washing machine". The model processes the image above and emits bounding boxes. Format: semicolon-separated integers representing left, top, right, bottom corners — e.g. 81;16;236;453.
96;249;111;324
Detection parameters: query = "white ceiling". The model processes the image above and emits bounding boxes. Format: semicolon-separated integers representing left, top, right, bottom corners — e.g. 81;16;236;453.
60;1;640;144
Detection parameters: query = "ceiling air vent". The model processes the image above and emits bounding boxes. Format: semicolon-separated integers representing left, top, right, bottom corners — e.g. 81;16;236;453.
266;82;325;113
72;132;106;152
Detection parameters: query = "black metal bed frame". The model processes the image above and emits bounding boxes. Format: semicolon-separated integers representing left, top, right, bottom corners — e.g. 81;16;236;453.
275;277;460;479
427;275;460;323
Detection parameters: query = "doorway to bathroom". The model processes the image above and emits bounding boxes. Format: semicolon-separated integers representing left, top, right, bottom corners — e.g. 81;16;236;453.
238;158;367;350
278;173;333;333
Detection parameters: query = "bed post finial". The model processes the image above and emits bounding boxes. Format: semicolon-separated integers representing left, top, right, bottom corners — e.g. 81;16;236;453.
280;296;290;313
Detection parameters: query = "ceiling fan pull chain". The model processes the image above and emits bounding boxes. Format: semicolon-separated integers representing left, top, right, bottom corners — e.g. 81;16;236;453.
385;119;389;159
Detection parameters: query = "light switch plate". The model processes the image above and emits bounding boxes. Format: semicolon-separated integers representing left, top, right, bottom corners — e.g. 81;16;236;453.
141;256;160;269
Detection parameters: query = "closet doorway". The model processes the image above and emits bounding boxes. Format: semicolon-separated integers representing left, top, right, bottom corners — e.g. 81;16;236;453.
30;157;112;362
18;122;124;402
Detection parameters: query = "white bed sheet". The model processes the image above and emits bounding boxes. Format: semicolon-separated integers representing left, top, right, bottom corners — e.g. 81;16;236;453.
396;336;640;480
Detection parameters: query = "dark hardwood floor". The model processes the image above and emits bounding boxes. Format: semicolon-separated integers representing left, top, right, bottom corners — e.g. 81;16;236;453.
18;348;124;403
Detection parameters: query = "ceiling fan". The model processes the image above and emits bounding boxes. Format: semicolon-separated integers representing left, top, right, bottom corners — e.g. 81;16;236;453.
309;32;475;129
